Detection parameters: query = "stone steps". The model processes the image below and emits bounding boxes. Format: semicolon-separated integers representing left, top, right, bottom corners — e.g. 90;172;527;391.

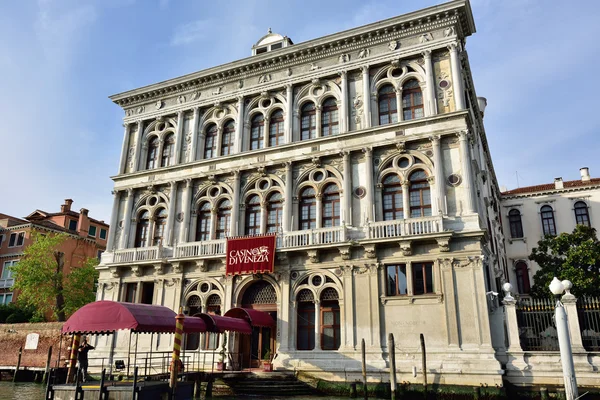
221;372;319;397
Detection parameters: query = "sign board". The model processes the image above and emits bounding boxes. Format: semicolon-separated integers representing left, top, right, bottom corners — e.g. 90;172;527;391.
25;333;39;350
226;235;276;275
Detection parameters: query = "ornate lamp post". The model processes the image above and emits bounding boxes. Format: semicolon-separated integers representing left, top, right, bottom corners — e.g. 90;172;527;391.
549;277;578;400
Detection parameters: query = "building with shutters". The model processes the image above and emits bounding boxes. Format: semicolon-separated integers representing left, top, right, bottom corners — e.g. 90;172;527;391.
95;0;509;385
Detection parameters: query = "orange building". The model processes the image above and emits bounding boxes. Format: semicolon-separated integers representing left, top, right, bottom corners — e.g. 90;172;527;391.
0;199;109;306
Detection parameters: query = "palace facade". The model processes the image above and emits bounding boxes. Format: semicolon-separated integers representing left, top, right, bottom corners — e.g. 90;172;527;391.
96;0;509;385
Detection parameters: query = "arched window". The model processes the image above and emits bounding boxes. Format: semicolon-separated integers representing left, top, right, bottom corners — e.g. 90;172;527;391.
296;289;315;351
321;98;339;137
299;187;316;230
382;174;403;221
320;288;340;351
402;79;424;120
153;208;168;246
185;295;202;350
300;102;316;140
266;192;283;233
146;137;160;170
378;84;398;125
221;121;235;156
216;199;231;239
250;114;265;150
508;209;524;238
245;195;261;235
515;262;531;294
540;205;556;236
134;210;150;248
268;110;285;146
322;184;341;227
574;201;590;226
203;294;222;350
161;133;175;167
195;202;211;241
409;170;431;217
204;124;217;159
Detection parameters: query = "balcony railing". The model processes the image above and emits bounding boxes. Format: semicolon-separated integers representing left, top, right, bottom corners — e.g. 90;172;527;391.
365;215;442;239
280;225;347;248
113;246;163;263
175;239;226;259
0;278;14;289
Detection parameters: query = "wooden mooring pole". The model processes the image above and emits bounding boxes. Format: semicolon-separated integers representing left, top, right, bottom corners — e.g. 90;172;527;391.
43;345;53;384
98;369;106;400
13;346;22;382
388;334;397;400
361;338;368;400
420;333;427;399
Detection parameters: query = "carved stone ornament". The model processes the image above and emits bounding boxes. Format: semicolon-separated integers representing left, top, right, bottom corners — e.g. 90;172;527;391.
110;267;120;279
363;244;376;259
177;95;186;104
309;63;320;71
154;263;165;276
258;74;271;84
444;26;455;37
173;262;183;274
286;67;293;77
196;260;208;272
308;250;320;263
436;237;450;252
341;265;354;276
238;80;244;89
338;246;351;260
155;100;163;110
131;265;142;277
137;106;145;114
419;32;433;43
388;40;398;51
399;241;412;256
338;53;350;63
212;87;222;96
358;48;370;59
190;91;201;100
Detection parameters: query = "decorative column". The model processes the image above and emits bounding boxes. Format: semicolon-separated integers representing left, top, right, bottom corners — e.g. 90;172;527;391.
316;194;323;228
315;106;322;138
314;300;321;351
120;188;134;249
230;170;241;236
235;96;244;153
339;71;348;133
174;111;185;164
561;292;586;353
363;147;375;222
342;151;352;225
278;271;291;352
430;135;446;215
502;285;523;352
209;208;217;240
422;50;438;116
402;182;410;220
395;87;403;122
106;190;121;252
283;162;293;232
179;179;193;244
285;85;293;143
448;43;465;110
341;266;355;350
132;120;144;172
118;123;131;174
458;130;475;214
362;66;372;128
165;181;178;246
189;107;200;162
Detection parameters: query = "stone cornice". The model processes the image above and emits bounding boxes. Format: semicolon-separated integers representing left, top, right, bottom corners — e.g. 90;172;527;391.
501;183;600;200
109;0;474;108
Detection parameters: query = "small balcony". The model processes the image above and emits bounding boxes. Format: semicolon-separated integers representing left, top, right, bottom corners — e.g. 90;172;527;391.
0;278;14;289
175;239;226;259
365;215;443;240
113;246;164;263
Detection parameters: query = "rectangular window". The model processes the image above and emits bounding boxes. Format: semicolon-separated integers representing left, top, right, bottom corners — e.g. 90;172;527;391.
297;303;315;350
124;282;137;303
8;233;17;247
140;282;154;305
88;226;97;237
412;262;434;295
2;261;17;280
0;293;13;305
0;234;3;248
386;265;407;296
16;232;24;246
69;220;78;231
99;228;107;240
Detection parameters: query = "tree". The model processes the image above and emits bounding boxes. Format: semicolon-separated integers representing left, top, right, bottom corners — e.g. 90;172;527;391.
11;232;99;321
529;225;600;298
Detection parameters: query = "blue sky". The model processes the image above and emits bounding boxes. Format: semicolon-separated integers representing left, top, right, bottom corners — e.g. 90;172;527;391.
1;0;599;222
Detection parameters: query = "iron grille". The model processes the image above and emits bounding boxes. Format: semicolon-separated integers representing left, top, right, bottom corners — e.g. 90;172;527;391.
516;297;559;351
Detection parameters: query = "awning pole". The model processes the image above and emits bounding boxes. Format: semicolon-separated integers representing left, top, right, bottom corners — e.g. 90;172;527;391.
133;332;139;376
148;332;154;376
108;332;116;379
127;331;132;377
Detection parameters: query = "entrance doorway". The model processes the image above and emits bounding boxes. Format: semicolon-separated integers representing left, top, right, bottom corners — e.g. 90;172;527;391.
238;280;277;368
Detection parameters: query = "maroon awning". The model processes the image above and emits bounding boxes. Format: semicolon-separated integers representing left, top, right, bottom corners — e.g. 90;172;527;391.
183;316;209;333
61;301;207;334
194;313;252;335
223;308;276;327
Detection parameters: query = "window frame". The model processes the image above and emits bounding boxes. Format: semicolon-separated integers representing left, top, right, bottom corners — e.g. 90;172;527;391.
266;192;283;234
195;202;212;241
401;79;424;121
322;183;341;228
204;124;218;160
508;209;524;238
250;114;265;150
146;136;160;170
382;174;404;221
320;301;341;351
386;264;408;296
245;195;262;236
88;225;97;237
152;208;168;246
299;187;317;230
515;261;531;294
134;211;150;248
161;133;175;167
574;201;590;227
221;121;235;156
2;260;17;280
300;102;316;141
409;170;432;218
68;220;78;231
99;228;107;240
378;84;398;125
321;98;339;137
412;262;434;295
540;205;557;236
0;293;13;305
268;110;285;147
215;200;231;239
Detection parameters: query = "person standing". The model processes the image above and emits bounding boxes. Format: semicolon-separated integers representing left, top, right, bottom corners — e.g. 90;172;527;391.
77;337;95;382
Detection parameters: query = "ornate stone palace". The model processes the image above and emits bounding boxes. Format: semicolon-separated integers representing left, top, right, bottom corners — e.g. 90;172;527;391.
96;0;509;385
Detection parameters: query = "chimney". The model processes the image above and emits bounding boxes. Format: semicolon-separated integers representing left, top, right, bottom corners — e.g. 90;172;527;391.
580;167;591;182
477;97;487;117
61;199;74;213
77;208;90;236
554;177;563;190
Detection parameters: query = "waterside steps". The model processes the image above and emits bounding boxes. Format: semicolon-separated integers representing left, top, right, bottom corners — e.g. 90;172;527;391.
217;371;319;397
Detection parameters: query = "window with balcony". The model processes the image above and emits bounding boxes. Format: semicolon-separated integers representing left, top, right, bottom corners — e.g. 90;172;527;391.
574;201;590;227
266;192;283;233
216;200;231;239
508;209;523;238
161;133;175;167
322;184;341;227
299;187;317;230
409;170;431;217
221;121;235;156
300;102;316;140
382;174;403;221
402;79;424;120
321;98;339;137
153;208;168;246
515;261;530;294
540;205;556;236
146;136;160;170
412;262;434;295
378;84;398;125
195;202;212;241
386;264;407;296
250;114;265;150
268;110;284;146
320;288;340;350
134;211;150;248
296;289;315;350
245;195;261;235
204;124;218;159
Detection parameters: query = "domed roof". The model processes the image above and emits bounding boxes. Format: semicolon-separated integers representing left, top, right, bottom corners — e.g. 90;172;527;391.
255;28;285;47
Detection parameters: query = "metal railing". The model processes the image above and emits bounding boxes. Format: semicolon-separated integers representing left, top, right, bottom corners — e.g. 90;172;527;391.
577;296;600;352
516;297;559;351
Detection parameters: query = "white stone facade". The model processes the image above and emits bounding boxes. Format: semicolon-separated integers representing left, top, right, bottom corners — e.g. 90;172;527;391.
96;0;510;386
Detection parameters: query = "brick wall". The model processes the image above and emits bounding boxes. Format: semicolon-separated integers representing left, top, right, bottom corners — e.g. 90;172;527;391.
0;322;66;368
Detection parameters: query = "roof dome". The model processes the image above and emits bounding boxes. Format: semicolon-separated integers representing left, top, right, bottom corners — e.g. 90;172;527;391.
255;28;285;47
252;28;293;55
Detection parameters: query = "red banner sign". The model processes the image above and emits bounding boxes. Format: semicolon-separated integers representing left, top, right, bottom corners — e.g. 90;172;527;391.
226;235;276;275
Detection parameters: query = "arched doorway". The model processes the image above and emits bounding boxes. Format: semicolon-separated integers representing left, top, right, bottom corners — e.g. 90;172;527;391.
239;280;277;368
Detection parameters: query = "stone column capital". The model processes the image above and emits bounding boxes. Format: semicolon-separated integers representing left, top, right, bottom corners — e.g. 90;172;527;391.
421;49;432;58
429;134;441;144
447;42;459;52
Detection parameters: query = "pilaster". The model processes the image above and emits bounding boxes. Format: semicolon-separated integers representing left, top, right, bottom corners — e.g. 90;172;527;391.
120;188;134;249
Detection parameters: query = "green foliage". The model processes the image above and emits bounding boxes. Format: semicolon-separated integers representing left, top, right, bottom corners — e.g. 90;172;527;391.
0;303;37;323
529;225;600;298
63;257;99;316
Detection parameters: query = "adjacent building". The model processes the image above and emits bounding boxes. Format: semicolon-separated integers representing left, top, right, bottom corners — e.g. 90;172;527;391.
0;199;109;307
501;167;600;295
97;0;509;385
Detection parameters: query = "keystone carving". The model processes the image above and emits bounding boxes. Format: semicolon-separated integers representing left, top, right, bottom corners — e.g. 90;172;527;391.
338;245;351;260
399;240;412;256
436;237;450;252
362;244;377;259
131;265;142;277
307;250;320;263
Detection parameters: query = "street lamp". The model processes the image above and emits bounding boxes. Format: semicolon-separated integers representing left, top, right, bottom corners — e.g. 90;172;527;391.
548;277;578;400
